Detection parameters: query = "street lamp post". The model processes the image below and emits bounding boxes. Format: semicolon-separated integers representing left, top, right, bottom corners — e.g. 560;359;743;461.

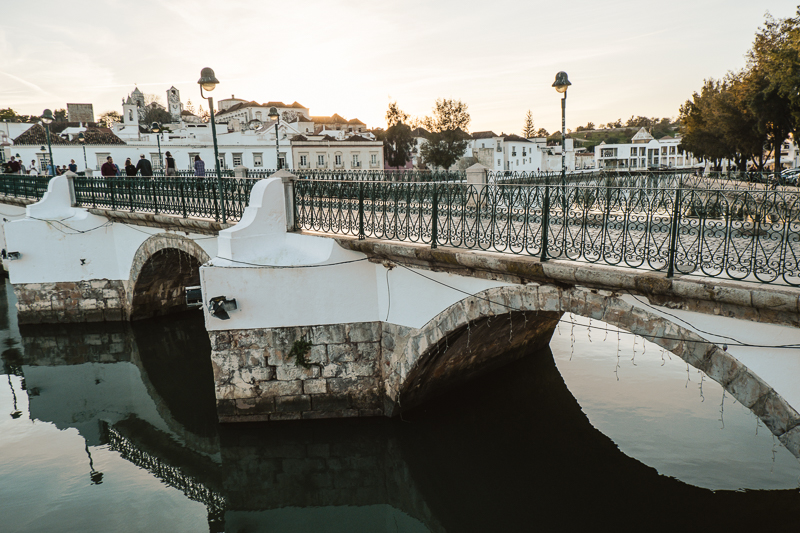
198;67;226;223
268;107;281;170
77;132;88;171
552;71;571;195
40;109;55;176
151;122;162;173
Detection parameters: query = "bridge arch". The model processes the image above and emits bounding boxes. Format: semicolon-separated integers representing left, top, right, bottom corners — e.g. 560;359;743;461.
127;234;210;321
389;284;800;457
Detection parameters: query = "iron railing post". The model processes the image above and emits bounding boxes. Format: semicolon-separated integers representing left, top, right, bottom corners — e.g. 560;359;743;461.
666;186;682;278
540;181;550;261
431;184;439;249
358;182;365;239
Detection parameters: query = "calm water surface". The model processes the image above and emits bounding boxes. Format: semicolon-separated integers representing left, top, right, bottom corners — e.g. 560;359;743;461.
0;280;798;532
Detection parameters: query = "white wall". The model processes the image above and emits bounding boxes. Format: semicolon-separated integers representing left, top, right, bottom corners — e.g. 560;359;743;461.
200;176;506;331
3;175;217;285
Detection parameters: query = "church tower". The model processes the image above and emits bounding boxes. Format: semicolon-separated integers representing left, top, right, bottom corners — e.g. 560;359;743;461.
122;95;139;126
167;86;182;123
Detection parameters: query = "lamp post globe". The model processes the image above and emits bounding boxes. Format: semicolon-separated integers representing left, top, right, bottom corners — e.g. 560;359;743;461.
198;67;225;223
39;109;55;176
268;107;281;170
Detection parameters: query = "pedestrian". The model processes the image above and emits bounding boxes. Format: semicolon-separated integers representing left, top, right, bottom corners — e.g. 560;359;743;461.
60;165;68;175
8;157;20;174
18;159;26;174
135;154;153;177
194;155;205;176
165;151;176;176
125;158;137;176
101;156;117;177
68;159;77;173
29;161;38;175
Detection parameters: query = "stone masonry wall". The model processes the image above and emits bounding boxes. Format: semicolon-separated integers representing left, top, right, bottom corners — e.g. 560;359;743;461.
211;322;384;422
14;280;127;324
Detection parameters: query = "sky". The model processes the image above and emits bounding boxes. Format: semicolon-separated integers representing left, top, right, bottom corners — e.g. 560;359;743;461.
1;0;798;135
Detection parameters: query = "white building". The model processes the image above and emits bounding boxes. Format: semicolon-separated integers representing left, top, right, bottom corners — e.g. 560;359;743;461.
594;127;699;170
291;133;383;171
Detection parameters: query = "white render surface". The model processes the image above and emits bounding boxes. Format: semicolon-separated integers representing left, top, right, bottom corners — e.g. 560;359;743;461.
201;177;505;332
3;175;217;285
624;294;800;416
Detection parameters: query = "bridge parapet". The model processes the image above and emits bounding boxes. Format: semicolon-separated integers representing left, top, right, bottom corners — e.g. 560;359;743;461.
201;173;800;459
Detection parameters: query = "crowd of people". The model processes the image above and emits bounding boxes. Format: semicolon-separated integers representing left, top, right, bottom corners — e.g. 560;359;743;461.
3;152;207;178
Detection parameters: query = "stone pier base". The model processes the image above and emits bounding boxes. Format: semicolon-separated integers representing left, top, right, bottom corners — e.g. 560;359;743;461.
211;322;385;422
14;280;127;324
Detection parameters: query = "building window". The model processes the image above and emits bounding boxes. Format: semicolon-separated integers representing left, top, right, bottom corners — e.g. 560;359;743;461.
233;153;243;166
188;152;199;168
497;159;501;166
639;147;646;156
630;147;637;156
218;153;226;169
278;153;286;169
496;144;502;152
352;154;360;168
370;153;377;166
669;146;676;155
150;153;162;169
661;147;667;155
317;155;325;167
253;153;263;167
512;150;517;157
39;154;52;170
335;154;343;167
300;155;308;167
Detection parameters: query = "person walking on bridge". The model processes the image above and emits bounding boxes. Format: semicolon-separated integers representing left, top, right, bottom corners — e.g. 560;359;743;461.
135;154;153;177
101;156;117;178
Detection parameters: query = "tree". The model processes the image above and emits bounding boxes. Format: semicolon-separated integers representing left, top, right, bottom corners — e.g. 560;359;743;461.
419;98;471;169
98;110;121;128
382;102;414;168
535;127;549;137
185;99;196;115
0;108;18;121
53;109;68;122
141;104;172;126
522;110;535;138
282;110;298;122
386;101;409;127
743;12;798;179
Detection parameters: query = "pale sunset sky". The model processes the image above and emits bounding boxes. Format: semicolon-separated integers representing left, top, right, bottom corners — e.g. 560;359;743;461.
1;0;797;134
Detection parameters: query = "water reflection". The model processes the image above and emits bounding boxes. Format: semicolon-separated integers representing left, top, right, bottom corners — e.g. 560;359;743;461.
0;277;799;532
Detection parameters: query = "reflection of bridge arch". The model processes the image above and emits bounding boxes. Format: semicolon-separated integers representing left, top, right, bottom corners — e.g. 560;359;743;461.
127;234;210;320
391;284;800;457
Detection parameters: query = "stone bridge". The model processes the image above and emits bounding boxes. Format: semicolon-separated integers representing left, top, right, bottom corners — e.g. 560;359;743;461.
1;173;799;459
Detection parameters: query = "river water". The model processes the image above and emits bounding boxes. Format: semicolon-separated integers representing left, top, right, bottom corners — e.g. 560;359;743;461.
0;279;798;533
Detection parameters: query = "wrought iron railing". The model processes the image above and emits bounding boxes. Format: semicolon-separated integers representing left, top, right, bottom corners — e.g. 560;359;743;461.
72;176;259;222
0;174;52;200
294;180;800;285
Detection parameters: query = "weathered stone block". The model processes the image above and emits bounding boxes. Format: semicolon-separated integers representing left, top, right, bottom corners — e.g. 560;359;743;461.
276;395;312;413
311;394;352;412
727;372;770;408
311;324;346;345
303;379;327;395
778;425;800;457
260;380;303;397
276;363;320;381
329;344;358;363
346;322;381;343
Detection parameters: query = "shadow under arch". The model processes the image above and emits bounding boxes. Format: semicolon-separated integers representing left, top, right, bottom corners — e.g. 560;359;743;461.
392;284;800;458
127;234;210;321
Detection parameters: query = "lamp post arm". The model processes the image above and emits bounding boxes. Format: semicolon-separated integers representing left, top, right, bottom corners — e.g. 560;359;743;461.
275;121;281;170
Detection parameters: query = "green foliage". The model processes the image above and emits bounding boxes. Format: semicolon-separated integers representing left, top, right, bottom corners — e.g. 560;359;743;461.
522;110;535;138
289;338;313;369
53;109;68;122
98;110;122;128
419;98;471;169
381;102;415;167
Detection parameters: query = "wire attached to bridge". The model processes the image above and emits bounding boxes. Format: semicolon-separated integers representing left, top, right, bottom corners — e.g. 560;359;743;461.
396;263;800;350
212;256;370;269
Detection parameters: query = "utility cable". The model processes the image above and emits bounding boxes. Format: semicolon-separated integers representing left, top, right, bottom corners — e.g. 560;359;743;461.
396;263;800;350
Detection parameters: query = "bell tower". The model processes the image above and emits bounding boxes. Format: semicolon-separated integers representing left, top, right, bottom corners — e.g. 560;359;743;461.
167;86;182;123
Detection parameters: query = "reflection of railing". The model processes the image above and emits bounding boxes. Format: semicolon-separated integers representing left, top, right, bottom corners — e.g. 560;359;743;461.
294;180;800;285
104;424;226;516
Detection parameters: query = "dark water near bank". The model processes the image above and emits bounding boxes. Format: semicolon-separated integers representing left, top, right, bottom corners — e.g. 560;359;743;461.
1;280;798;533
